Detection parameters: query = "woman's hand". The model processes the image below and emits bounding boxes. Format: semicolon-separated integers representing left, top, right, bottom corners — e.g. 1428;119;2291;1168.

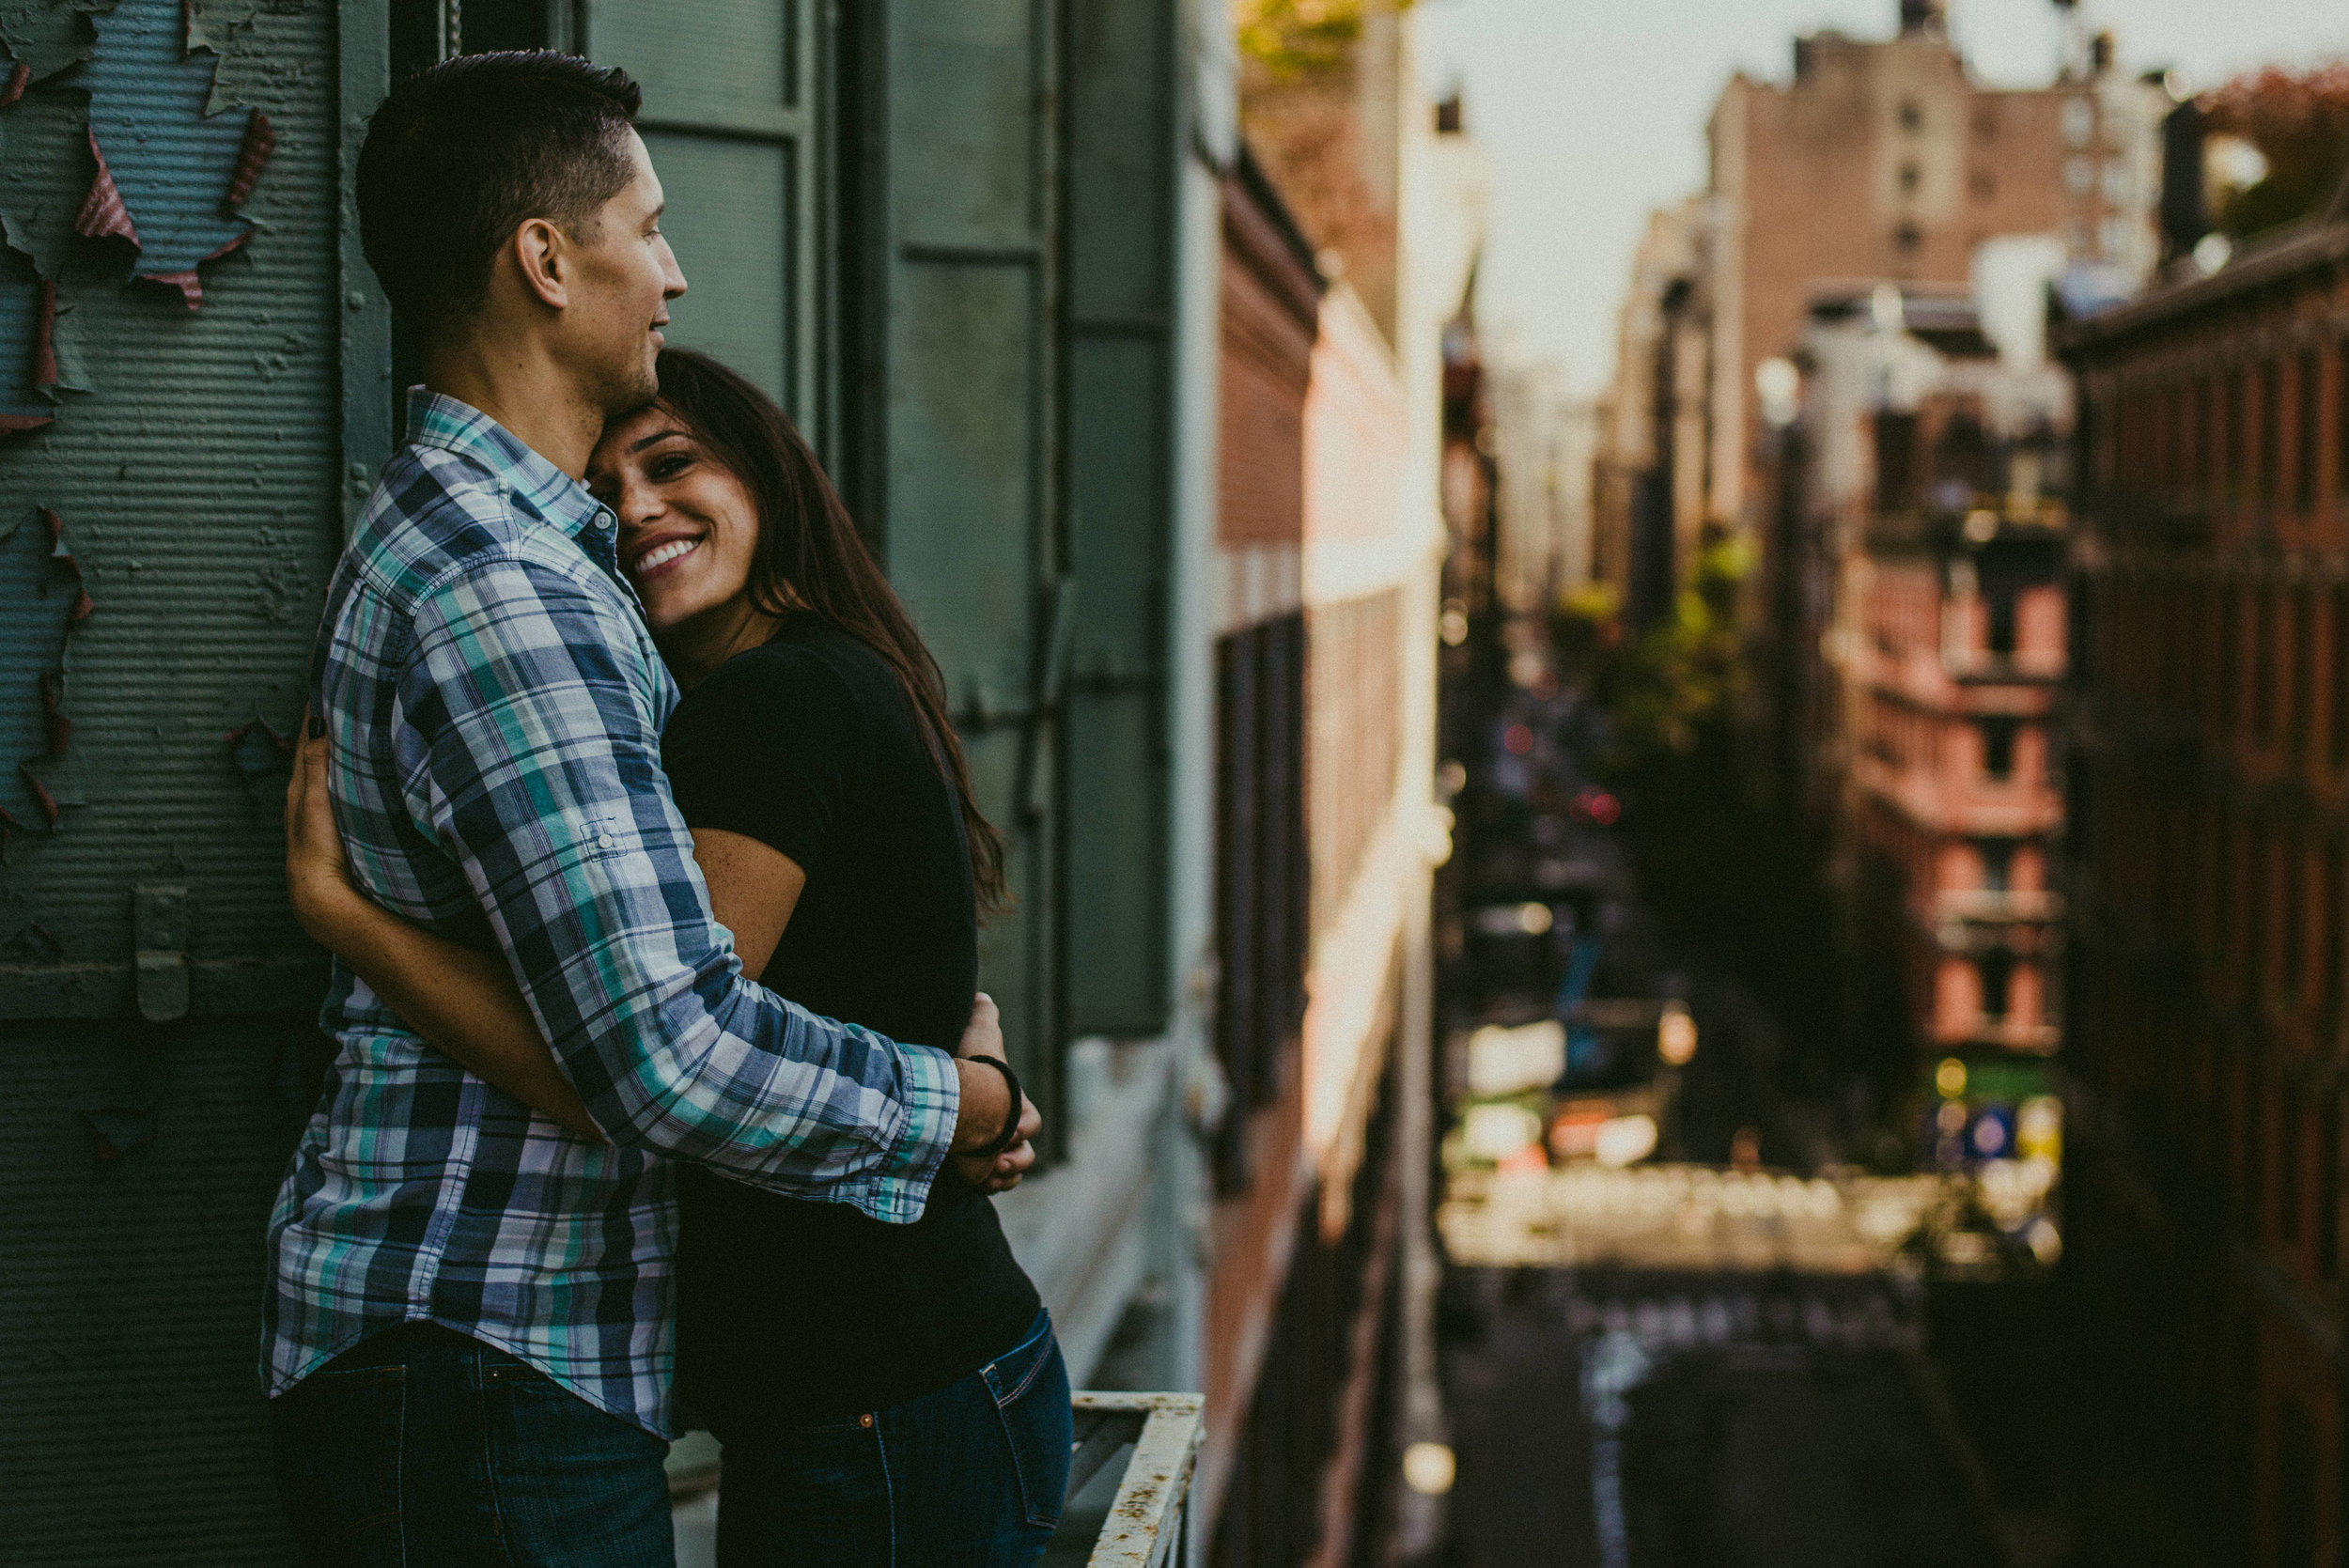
284;710;367;946
948;994;1042;1195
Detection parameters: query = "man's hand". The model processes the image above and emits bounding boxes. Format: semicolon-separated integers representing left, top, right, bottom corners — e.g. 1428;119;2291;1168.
947;994;1041;1194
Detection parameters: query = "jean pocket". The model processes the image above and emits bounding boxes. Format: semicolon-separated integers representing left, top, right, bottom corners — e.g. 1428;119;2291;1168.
979;1314;1073;1529
274;1364;408;1567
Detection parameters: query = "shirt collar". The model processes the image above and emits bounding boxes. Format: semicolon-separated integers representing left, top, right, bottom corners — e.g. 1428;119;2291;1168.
402;385;614;543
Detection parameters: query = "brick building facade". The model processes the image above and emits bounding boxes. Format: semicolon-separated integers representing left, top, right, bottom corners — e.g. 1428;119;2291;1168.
1202;123;1438;1564
2063;187;2349;1565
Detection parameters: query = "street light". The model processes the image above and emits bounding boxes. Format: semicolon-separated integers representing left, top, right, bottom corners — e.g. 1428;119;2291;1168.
1657;1001;1698;1065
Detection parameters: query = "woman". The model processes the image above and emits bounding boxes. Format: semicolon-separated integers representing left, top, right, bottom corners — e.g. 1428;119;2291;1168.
284;349;1070;1565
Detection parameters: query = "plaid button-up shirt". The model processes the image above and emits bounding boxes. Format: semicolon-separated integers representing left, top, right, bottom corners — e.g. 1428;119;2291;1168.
265;389;960;1435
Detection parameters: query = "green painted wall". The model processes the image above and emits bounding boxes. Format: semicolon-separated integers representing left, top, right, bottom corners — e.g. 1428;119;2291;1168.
0;0;361;1559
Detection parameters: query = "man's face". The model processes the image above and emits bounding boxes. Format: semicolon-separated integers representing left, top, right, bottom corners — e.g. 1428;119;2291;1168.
557;131;686;416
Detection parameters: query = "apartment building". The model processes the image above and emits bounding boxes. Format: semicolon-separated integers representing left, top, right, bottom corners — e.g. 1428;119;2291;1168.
2062;179;2349;1565
1801;288;2073;1081
1592;0;2163;647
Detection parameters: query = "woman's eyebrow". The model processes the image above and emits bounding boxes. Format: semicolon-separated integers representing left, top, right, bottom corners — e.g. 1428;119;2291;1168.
628;427;692;456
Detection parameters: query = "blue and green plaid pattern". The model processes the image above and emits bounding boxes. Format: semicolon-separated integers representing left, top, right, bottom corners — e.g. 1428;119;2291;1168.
265;389;959;1436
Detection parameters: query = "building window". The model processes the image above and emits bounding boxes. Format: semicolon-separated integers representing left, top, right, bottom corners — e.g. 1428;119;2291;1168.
2260;358;2283;509
2321;1097;2341;1281
2250;830;2274;1001
1969;169;1994;202
2339;338;2349;503
1875;410;1918;512
2334;587;2349;768
1892;222;1921;256
2284;837;2308;1003
1979;841;2013;893
2198;373;2218;499
2064;156;2093;195
2254;588;2278;742
2293;587;2316;761
1212;613;1308;1191
2062;97;2093;147
1978;952;2013;1020
1986;587;2017;658
2186;376;2206;495
2278;1088;2304;1272
1898;161;1920;194
1980;717;2018;781
2216;585;2238;733
2296;348;2321;513
2226;365;2248;501
1899;97;1922;132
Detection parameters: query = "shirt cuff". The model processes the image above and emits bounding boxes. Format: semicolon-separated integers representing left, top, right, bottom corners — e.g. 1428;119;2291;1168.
855;1040;961;1224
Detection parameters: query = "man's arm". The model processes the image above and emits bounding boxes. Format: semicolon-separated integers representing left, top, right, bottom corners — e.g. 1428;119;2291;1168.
386;551;979;1220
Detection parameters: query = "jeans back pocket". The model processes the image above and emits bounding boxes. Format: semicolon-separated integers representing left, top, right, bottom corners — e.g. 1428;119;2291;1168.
979;1312;1074;1529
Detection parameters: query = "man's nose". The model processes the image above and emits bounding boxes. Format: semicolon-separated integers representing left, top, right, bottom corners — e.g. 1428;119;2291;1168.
659;236;687;300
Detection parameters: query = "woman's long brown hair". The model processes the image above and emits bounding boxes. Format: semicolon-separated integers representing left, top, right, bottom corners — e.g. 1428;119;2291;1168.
650;348;1008;915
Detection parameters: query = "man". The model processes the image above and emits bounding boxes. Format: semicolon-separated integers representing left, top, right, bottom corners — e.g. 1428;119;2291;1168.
264;52;1031;1564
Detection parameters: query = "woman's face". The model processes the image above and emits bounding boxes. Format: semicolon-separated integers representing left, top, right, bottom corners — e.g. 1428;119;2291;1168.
588;404;762;638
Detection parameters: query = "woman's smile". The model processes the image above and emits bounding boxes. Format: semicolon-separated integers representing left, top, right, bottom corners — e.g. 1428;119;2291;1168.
628;531;703;579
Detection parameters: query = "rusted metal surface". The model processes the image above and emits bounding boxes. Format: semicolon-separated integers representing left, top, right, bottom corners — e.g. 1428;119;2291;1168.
1072;1390;1205;1568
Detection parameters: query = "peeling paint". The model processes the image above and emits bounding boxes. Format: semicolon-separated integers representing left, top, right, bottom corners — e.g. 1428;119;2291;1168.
0;2;102;89
0;250;54;429
0;69;99;281
0;505;89;850
2;919;61;960
79;1103;155;1163
226;714;291;813
66;0;273;308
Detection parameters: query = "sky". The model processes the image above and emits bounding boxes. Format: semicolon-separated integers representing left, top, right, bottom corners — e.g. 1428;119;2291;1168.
1412;0;2349;396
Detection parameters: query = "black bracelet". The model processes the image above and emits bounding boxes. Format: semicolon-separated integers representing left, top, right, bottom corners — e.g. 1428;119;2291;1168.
964;1054;1025;1160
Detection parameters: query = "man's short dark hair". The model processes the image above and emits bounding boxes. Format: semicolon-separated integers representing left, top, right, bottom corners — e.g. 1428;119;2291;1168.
358;51;642;344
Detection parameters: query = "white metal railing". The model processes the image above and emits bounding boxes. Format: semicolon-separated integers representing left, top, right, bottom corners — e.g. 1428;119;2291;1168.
1062;1391;1206;1567
669;1391;1204;1568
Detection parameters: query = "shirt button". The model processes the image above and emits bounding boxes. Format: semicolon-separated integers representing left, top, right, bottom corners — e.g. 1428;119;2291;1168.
859;1413;874;1429
597;832;615;850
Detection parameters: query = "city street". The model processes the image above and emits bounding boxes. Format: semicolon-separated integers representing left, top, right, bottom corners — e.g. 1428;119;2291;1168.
1427;639;2018;1566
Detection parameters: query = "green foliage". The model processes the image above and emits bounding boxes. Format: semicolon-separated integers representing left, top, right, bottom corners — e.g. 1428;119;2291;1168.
1567;534;1750;763
2204;63;2349;240
1235;0;1409;81
1559;535;1845;1075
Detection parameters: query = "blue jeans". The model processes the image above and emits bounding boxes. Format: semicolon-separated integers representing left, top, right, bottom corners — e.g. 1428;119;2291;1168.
711;1310;1072;1567
270;1322;675;1567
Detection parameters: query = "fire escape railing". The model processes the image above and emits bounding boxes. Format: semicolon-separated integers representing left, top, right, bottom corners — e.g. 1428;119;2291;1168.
1063;1391;1206;1567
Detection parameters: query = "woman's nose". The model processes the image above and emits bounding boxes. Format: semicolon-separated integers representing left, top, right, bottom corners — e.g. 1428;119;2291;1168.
616;480;663;533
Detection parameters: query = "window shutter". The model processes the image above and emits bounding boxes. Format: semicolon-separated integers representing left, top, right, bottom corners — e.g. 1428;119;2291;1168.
581;0;828;433
866;0;1067;1113
1063;0;1174;1037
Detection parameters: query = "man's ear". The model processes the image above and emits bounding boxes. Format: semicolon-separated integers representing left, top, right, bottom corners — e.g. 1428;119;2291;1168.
511;217;568;311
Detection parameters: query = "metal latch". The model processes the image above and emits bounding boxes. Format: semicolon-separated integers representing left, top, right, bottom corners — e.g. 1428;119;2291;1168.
132;884;190;1022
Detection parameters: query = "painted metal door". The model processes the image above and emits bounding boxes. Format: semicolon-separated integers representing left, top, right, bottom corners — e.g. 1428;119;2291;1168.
869;0;1066;1106
575;0;829;437
583;0;1081;1104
